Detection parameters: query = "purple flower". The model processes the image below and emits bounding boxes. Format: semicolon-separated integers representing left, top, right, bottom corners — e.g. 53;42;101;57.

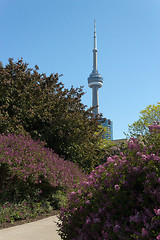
114;184;120;191
70;192;76;196
154;209;160;216
142;155;147;160
93;217;101;223
129;212;140;223
157;234;160;240
142;228;148;237
107;157;115;163
85;200;90;205
133;166;139;172
102;230;109;238
113;224;120;233
86;216;91;225
149;122;160;133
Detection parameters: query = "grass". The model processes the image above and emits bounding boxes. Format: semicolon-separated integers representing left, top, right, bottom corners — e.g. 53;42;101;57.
0;200;60;229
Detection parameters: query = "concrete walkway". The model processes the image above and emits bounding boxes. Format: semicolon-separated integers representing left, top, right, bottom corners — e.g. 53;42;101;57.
0;215;61;240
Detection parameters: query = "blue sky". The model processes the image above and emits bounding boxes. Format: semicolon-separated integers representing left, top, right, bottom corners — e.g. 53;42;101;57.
1;0;160;139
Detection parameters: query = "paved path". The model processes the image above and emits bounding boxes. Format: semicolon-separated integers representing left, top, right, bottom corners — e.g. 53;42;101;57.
0;215;61;240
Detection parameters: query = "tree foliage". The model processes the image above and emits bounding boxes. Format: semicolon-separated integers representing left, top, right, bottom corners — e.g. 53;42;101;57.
128;102;160;137
0;58;104;171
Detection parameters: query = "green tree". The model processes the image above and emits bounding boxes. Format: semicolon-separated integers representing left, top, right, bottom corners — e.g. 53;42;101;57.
0;58;104;171
128;102;160;137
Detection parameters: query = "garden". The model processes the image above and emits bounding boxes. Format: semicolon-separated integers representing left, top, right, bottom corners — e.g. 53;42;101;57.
0;59;160;239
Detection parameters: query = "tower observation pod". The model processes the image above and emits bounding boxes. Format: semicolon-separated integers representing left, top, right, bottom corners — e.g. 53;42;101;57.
88;20;103;117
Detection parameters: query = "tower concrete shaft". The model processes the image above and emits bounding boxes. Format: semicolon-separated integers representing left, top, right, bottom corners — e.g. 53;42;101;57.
88;20;103;117
92;86;99;116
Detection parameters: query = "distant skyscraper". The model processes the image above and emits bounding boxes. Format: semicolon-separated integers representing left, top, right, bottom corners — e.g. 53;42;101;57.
88;21;113;140
101;118;113;141
88;20;103;117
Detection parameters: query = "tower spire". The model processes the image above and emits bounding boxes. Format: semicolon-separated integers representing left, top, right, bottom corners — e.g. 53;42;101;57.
93;19;97;73
88;20;103;117
94;19;97;50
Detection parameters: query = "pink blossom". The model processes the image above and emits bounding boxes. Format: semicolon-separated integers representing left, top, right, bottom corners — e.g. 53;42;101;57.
113;224;120;233
154;209;160;216
133;166;139;172
102;230;109;238
93;217;101;223
70;191;76;196
149;122;160;133
107;157;115;163
114;184;120;191
86;216;91;225
142;228;148;237
157;234;160;240
142;155;147;160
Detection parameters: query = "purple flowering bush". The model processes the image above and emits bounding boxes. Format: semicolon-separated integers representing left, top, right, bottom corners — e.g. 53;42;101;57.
58;123;160;239
0;134;86;223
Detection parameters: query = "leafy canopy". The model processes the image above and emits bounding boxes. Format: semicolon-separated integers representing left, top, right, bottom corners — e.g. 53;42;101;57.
0;58;104;171
128;102;160;137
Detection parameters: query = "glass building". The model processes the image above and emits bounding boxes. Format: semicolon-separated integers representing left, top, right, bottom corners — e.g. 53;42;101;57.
100;118;113;140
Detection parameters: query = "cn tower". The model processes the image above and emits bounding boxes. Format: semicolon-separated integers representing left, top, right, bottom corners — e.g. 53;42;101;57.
88;20;103;117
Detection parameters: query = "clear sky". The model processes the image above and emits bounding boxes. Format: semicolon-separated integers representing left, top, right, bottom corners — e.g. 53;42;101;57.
1;0;160;139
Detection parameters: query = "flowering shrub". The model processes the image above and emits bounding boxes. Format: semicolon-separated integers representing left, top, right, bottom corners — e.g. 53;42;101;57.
0;134;86;223
58;123;160;239
148;121;160;133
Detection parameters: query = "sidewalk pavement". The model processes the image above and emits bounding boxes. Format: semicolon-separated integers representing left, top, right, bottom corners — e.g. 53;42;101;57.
0;215;61;240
